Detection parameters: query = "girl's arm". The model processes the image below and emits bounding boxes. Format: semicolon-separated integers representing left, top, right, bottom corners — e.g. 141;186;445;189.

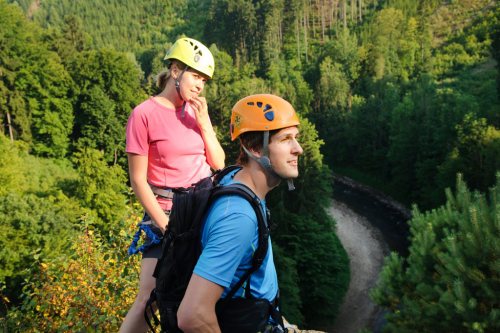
128;153;169;232
190;96;225;170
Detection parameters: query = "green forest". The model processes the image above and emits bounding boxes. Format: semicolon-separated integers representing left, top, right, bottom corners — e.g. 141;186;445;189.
1;0;500;331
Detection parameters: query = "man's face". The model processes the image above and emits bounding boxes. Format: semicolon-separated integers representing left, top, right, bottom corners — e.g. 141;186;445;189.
268;126;303;179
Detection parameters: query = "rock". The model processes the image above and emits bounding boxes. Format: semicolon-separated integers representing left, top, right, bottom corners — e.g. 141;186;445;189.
283;318;326;333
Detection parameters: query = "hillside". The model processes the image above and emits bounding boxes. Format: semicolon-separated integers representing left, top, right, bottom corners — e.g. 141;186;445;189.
1;0;500;331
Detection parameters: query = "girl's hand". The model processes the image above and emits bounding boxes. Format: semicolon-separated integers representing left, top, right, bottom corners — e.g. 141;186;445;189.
190;97;210;130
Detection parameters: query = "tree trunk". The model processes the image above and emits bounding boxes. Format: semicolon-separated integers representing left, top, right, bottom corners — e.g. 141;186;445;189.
421;39;424;61
343;0;347;31
329;0;333;39
114;149;117;166
361;0;363;21
280;21;282;45
351;0;354;22
311;0;316;38
335;0;338;38
321;0;325;41
296;14;300;63
304;8;308;63
6;111;13;143
317;3;321;40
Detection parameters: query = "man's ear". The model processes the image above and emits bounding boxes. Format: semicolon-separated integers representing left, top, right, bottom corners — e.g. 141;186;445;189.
248;146;263;159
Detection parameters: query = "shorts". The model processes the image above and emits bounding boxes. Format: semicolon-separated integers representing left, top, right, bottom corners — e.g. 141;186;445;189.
141;210;170;259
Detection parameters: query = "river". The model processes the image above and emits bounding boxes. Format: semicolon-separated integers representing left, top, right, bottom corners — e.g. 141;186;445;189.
323;178;412;333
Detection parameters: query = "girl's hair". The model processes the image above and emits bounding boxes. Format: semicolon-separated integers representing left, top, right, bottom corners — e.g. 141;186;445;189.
155;60;188;90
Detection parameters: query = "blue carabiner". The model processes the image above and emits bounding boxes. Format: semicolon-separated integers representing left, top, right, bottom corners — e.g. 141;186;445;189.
128;213;163;255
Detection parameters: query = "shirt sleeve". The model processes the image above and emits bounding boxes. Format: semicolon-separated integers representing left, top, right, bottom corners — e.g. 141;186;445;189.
193;211;256;288
126;108;149;156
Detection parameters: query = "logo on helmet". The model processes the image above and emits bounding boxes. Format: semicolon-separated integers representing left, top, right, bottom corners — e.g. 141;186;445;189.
234;115;243;129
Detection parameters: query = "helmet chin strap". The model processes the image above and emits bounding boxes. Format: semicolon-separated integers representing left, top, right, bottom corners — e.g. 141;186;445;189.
242;131;295;191
171;65;190;117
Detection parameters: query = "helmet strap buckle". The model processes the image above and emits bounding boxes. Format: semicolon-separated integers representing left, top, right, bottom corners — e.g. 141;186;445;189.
170;65;190;117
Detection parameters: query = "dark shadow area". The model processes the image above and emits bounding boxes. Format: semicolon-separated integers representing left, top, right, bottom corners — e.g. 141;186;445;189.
331;182;411;258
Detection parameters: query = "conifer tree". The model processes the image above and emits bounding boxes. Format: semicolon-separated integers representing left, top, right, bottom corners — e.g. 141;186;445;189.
70;49;146;165
492;19;500;101
371;172;500;332
73;148;127;232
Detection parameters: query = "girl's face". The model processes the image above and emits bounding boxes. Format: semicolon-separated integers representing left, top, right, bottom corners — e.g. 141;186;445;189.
175;67;209;101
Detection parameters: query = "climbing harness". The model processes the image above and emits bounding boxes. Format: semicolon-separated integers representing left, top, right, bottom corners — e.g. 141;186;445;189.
127;185;173;255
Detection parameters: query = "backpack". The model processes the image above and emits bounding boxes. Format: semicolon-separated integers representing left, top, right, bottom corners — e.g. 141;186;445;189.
144;165;285;333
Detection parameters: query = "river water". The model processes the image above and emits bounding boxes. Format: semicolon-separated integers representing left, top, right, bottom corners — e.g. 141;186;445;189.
331;182;411;257
328;181;412;333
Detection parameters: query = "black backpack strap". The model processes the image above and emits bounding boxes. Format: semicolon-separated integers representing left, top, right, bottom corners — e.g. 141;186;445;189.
212;165;243;186
153;232;174;278
212;183;270;315
144;288;160;332
270;289;285;329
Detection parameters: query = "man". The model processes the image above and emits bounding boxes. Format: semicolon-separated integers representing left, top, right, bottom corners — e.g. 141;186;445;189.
177;94;303;333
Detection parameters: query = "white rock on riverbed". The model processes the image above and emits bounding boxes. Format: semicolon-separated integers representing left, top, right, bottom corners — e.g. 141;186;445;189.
324;200;390;333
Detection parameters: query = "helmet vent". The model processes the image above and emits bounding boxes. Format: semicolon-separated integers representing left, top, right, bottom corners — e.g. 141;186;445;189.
194;55;201;62
247;102;254;106
190;41;194;46
263;104;272;112
194;45;199;50
257;102;263;108
265;111;275;121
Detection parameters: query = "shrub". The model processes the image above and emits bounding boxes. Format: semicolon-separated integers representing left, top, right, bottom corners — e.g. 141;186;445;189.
371;172;500;332
1;209;143;332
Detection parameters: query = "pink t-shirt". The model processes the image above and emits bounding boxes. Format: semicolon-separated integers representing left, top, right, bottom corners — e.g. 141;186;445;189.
126;97;212;210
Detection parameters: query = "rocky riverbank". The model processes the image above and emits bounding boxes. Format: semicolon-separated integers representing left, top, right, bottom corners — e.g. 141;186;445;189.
324;201;390;333
330;173;412;220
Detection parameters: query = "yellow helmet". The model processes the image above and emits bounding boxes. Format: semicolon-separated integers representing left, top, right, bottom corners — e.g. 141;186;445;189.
164;38;215;79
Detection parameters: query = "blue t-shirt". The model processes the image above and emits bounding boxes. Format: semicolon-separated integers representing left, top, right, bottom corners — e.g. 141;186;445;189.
193;169;278;301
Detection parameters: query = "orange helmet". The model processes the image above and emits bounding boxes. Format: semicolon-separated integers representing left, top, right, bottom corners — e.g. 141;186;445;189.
231;94;301;190
230;94;301;141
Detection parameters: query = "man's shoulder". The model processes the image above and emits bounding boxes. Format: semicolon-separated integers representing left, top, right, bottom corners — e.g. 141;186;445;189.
208;193;258;221
202;193;258;245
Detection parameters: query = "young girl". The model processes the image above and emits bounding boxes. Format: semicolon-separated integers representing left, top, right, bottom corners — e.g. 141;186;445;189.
120;38;225;333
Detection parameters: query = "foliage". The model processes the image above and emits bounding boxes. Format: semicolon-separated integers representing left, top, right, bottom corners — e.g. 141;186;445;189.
73;148;128;231
371;173;500;332
32;0;181;52
268;117;350;326
0;135;82;303
70;49;147;166
0;1;74;157
0;210;142;332
3;0;500;330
